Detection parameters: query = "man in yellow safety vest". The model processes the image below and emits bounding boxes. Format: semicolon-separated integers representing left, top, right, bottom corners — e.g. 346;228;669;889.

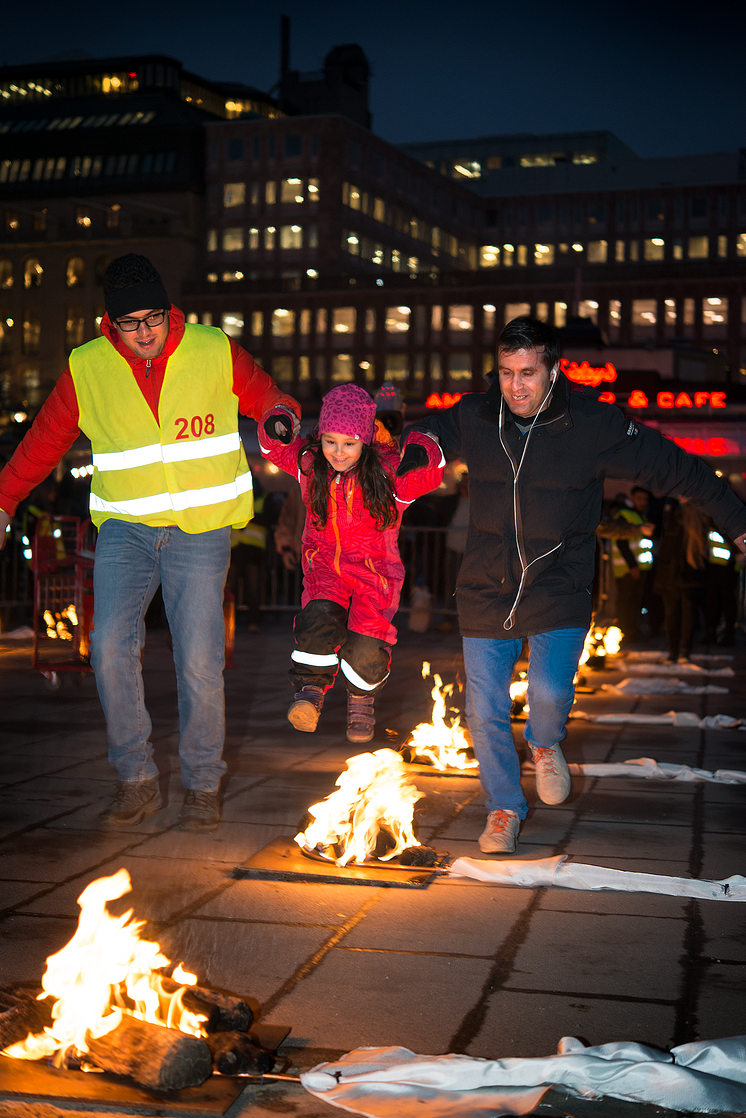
0;254;300;832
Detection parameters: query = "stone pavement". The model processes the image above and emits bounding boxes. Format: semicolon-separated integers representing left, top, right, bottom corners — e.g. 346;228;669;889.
1;617;745;1117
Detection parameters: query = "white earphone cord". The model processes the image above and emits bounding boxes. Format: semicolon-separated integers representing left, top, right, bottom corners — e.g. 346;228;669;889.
499;370;561;631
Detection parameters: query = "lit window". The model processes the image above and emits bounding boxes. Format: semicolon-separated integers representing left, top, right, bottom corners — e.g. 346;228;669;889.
717;235;727;258
702;297;728;336
333;307;356;334
502;244;514;267
504;303;530;324
408;256;418;273
578;300;599;324
483;304;496;330
265;181;276;205
644;238;665;261
449;354;471;384
272;308;295;336
346;184;361;210
480;245;500;267
202;313;213;326
372;244;384;266
222;270;244;282
374;197;386;223
572;152;597;164
448;306;473;331
66;256;84;287
536;302;549;322
632;299;657;339
222;227;244;252
221;312;244;338
207;273;218;283
281;178;303;203
23;257;43;288
207;229;217;252
344;231;360;256
0;259;13;288
331;354;354;383
76;206;91;227
431;307;443;332
316;308;327;334
248;227;259;250
554;302;567;328
22;308;41;354
273;356;294;385
608;300;621;339
737;234;746;258
280;224;302;249
385;307;410;333
223;182;245;207
299;309;312;335
307;179;319;201
265;226;276;250
251;311;263;336
365;309;376;333
688;235;708;259
587;240;607;263
615;240;625;262
451;160;481;180
534;243;554;265
517;245;528;266
186;313;198;323
520;153;562;167
385;354;408;381
65;307;85;349
391;250;402;272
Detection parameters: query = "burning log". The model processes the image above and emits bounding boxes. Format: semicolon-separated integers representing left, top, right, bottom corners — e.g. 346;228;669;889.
85;1014;212;1091
160;977;253;1033
206;1032;275;1075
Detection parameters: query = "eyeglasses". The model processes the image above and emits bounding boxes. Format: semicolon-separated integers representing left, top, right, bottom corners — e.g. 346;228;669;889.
115;310;167;332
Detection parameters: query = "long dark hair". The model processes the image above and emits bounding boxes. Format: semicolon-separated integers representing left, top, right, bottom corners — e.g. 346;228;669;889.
299;433;398;530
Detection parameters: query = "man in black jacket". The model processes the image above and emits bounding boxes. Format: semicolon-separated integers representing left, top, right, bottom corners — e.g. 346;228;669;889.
401;317;746;854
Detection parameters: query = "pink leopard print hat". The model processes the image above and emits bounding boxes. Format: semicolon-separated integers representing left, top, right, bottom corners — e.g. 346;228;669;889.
318;384;377;443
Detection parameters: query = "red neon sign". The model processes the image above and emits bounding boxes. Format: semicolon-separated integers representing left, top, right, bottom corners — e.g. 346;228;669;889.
560;359;617;388
657;391;726;409
426;392;463;409
669;436;738;457
628;391;649;408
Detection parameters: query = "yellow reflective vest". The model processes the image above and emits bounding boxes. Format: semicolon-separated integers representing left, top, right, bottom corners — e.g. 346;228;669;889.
611;508;653;577
70;325;253;533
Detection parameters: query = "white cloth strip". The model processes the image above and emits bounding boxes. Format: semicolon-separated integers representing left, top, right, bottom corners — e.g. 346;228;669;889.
448;854;746;900
291;650;339;667
90;470;252;517
93;432;240;472
301;1036;746;1118
603;677;729;696
340;658;388;691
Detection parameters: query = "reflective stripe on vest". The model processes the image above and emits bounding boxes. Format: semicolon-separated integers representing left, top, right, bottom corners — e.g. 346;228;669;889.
709;530;732;566
70;325;253;533
611;509;650;576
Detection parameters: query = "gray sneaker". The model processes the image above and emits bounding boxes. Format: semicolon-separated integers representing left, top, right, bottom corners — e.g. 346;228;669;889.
179;790;221;832
347;692;375;743
478;810;520;854
530;743;572;804
99;778;162;826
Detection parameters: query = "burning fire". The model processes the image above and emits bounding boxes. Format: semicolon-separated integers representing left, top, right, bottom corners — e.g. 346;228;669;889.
2;869;206;1065
402;662;478;771
578;624;623;666
295;748;423;866
43;604;78;641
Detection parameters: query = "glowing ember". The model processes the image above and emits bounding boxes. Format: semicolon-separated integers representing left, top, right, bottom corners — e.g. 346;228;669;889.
403;664;478;771
43;604;78;641
295;748;423;866
578;624;623;666
2;869;207;1066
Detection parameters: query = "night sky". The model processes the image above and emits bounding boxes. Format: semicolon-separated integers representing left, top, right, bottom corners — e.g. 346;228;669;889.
4;0;745;159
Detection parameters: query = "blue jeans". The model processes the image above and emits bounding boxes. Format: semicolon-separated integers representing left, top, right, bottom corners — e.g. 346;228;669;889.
462;629;587;817
90;520;231;792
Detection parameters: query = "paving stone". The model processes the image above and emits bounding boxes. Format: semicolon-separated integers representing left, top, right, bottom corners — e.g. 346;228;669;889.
192;878;379;924
263;948;495;1051
504;910;687;1000
699;833;746;881
563;820;694;861
694;963;746;1038
0;914;78;983
537;889;689;918
0;879;56;913
572;791;695;826
701;801;746;834
699;904;746;963
157;918;332;1004
0;828;143;881
131;820;294;865
465;990;678;1058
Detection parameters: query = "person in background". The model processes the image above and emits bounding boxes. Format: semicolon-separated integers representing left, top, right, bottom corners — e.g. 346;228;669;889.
260;383;444;743
611;487;655;643
653;498;709;664
0;253;300;832
374;382;405;442
704;517;741;647
227;470;268;632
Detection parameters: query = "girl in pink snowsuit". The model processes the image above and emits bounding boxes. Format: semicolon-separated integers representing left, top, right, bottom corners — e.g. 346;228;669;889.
260;384;444;743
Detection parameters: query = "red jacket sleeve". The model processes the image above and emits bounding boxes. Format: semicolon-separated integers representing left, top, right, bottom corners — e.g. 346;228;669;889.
230;340;300;420
0;368;81;516
394;431;445;508
258;423;305;480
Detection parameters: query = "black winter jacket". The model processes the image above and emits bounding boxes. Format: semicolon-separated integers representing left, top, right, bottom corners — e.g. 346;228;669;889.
411;374;746;639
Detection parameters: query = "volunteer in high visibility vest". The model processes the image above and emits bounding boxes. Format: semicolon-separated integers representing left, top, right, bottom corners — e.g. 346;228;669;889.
704;520;740;646
611;487;655;643
0;253;300;832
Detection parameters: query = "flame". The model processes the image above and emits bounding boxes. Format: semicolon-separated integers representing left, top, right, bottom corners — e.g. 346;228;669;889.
295;749;423;866
578;624;623;666
43;604;78;641
403;665;478;771
2;869;206;1065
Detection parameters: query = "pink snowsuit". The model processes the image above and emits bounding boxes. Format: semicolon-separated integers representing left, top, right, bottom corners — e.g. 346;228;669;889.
260;422;444;694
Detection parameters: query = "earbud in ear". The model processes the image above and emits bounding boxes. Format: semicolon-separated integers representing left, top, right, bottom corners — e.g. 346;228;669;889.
551;368;558;382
